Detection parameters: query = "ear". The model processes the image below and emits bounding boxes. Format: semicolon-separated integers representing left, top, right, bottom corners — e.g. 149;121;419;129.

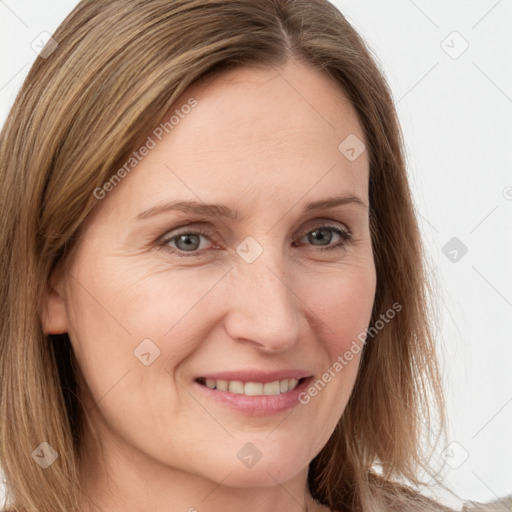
40;273;69;335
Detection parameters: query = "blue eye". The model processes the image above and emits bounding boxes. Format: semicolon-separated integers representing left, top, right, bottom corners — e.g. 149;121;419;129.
159;223;352;257
163;229;213;253
295;224;352;250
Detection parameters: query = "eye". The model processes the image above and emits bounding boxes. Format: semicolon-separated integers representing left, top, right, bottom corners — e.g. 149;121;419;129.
157;222;352;257
160;227;214;254
294;223;352;251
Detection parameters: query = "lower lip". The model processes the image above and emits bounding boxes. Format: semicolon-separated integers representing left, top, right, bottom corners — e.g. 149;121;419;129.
193;377;313;416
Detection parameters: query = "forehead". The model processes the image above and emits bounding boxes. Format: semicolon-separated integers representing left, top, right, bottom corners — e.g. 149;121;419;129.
91;59;369;224
180;58;366;154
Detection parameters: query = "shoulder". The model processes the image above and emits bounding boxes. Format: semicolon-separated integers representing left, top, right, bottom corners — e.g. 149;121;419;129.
366;474;457;512
462;495;512;511
372;492;455;512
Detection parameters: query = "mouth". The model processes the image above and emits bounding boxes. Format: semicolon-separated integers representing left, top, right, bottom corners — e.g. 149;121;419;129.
193;375;314;416
195;376;308;396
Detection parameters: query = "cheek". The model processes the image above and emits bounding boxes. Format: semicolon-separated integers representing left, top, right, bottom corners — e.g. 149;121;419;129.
64;256;220;394
307;261;376;360
63;260;205;448
67;250;212;338
287;261;376;455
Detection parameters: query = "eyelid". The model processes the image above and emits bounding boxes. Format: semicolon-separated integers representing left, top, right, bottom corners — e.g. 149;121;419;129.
156;218;353;257
157;225;217;247
157;218;351;242
297;219;351;239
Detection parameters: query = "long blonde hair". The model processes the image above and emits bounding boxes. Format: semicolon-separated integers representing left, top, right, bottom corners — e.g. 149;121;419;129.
0;1;448;510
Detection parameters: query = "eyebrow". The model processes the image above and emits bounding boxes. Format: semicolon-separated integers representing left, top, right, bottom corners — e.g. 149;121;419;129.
136;194;368;221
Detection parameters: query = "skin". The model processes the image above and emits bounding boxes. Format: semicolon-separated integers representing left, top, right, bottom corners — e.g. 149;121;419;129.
41;58;376;512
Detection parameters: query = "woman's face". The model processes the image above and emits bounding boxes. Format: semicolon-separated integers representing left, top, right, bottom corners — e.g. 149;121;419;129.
43;58;376;491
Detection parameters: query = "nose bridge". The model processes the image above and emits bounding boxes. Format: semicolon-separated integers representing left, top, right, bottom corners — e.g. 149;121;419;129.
225;238;300;351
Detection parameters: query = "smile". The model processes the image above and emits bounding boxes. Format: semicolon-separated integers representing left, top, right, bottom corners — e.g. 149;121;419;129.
193;375;313;416
196;377;303;396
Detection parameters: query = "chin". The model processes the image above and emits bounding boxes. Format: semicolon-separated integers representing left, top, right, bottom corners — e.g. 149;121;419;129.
218;463;305;488
192;449;309;488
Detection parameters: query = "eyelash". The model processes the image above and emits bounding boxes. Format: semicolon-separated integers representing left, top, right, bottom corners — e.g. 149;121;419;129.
157;223;353;258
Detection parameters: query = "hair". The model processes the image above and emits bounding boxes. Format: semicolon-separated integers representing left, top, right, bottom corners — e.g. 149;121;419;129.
0;1;451;511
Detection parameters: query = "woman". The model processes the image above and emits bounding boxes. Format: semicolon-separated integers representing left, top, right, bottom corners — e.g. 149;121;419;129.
0;1;455;511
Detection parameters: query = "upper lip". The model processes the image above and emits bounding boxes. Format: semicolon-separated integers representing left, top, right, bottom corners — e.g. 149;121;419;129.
196;369;313;384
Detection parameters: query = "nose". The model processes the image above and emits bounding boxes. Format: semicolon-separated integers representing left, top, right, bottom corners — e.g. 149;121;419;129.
223;245;301;353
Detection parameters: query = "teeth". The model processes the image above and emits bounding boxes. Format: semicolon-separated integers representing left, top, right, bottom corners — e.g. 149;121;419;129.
216;379;228;391
228;380;244;394
244;382;263;395
263;381;280;395
201;378;302;395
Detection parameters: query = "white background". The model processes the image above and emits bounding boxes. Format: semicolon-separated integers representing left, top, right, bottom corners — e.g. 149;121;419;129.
1;1;511;509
